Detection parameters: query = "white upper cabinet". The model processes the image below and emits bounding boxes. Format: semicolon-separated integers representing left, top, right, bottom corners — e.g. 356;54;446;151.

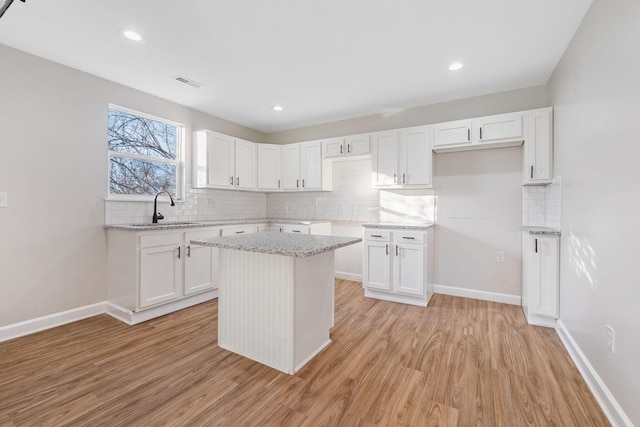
371;131;399;187
323;134;371;159
433;119;473;150
257;144;281;191
234;138;256;190
281;143;301;190
433;112;523;153
523;107;553;185
192;130;256;190
372;127;432;188
400;125;432;187
281;141;332;191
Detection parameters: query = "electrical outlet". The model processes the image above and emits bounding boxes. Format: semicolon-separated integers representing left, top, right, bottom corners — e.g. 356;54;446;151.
0;192;7;208
606;325;615;353
496;250;505;263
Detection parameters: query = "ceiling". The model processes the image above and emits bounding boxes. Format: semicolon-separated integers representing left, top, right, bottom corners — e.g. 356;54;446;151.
0;0;593;133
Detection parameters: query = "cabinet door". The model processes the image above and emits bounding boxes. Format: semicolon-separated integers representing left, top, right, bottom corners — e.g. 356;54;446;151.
433;119;472;148
220;225;258;236
140;245;181;308
400;126;432;186
234;139;256;189
476;112;523;143
207;131;235;188
372;131;399;186
345;134;371;156
281;144;301;190
184;229;220;295
257;144;281;191
301;141;322;190
323;138;345;158
394;242;425;296
524;108;553;184
363;241;392;291
530;236;559;317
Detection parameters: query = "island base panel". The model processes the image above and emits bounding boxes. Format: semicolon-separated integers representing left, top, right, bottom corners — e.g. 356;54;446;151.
218;249;334;374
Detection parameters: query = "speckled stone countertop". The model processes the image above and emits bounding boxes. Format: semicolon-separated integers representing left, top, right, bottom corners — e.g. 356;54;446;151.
191;233;362;258
521;226;561;236
362;222;434;230
105;218;329;231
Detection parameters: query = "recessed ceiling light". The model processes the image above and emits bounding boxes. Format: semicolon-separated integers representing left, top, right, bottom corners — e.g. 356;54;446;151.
121;29;143;42
271;105;284;111
449;62;464;71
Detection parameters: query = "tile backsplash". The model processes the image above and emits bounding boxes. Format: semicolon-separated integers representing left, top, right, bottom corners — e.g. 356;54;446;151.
522;176;561;229
105;159;434;225
267;159;435;223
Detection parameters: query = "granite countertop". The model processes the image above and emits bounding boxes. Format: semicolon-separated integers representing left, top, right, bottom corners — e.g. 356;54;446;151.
521;226;561;236
362;222;434;230
191;233;362;258
105;218;329;231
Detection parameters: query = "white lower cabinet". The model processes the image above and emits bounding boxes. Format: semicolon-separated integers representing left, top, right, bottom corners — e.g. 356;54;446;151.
521;231;560;327
362;227;433;306
107;227;221;324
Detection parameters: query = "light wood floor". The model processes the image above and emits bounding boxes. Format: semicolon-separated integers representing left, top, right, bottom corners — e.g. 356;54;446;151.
0;280;608;426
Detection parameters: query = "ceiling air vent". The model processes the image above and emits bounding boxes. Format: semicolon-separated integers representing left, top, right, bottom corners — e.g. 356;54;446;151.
172;75;202;88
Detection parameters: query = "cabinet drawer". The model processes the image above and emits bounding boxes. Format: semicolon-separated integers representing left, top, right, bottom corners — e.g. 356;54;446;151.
220;225;258;236
140;232;182;248
393;231;425;243
282;224;310;234
364;229;391;241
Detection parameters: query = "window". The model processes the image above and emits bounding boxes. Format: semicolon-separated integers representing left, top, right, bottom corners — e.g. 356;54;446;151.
108;106;183;198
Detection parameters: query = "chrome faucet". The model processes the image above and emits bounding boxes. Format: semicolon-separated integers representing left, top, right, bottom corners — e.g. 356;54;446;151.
152;191;175;223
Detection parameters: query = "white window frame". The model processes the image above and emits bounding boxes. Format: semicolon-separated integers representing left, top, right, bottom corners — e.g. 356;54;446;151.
107;104;185;201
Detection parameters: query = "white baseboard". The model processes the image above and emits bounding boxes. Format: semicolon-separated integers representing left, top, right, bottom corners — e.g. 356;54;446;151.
556;320;633;427
433;284;521;305
335;271;362;282
0;302;107;343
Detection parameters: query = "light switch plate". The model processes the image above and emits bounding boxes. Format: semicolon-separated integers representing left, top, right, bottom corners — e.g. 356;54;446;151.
0;192;7;208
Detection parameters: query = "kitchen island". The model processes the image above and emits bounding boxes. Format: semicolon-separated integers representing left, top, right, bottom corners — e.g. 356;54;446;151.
191;233;361;374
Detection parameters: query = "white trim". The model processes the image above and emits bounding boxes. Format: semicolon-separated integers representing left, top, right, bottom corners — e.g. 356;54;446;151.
433;284;521;305
555;320;633;427
105;290;217;325
295;339;332;372
335;271;362;282
0;302;106;343
364;288;429;307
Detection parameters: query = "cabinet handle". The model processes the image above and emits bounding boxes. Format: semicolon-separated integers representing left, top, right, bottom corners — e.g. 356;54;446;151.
279;227;283;232
278;179;280;188
371;234;382;238
297;179;299;188
530;165;534;179
395;245;399;256
340;145;343;154
187;245;191;257
236;231;245;234
480;127;483;140
177;246;181;259
535;238;538;253
292;230;301;233
236;177;240;186
393;173;397;183
229;176;234;185
302;179;305;188
385;244;389;255
347;143;351;153
467;128;470;142
402;173;406;184
402;236;415;240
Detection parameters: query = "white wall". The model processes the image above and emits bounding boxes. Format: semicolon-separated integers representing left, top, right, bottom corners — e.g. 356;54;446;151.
433;147;523;297
0;44;266;326
547;0;640;424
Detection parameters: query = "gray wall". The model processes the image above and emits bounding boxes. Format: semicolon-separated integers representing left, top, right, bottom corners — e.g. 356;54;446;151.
547;0;639;424
266;86;547;144
0;44;266;326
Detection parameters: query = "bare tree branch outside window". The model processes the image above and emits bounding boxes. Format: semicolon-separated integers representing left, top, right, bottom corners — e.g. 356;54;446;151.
108;108;180;197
